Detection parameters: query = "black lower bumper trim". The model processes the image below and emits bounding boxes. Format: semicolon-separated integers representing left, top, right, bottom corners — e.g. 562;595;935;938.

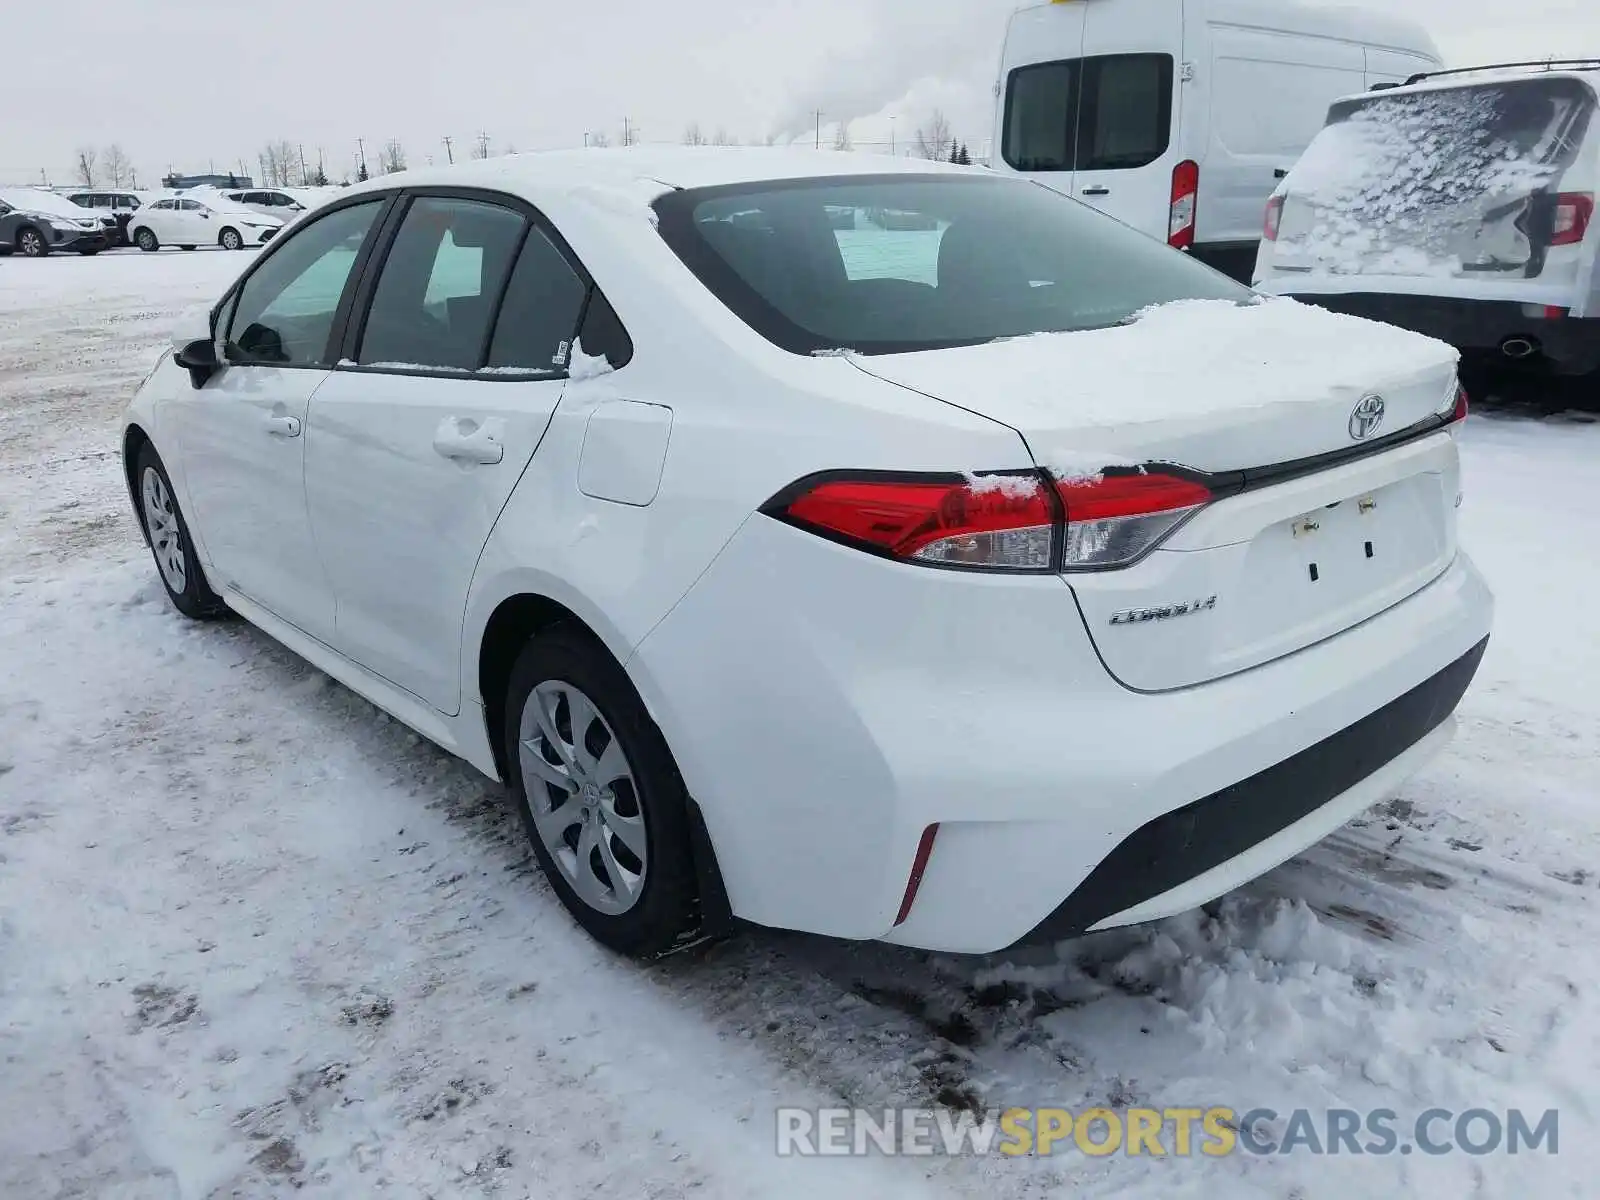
1014;637;1489;947
1287;291;1600;378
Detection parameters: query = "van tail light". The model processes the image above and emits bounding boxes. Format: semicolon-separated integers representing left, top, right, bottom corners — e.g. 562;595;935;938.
1263;194;1285;242
1168;160;1200;250
1551;193;1593;247
765;469;1212;573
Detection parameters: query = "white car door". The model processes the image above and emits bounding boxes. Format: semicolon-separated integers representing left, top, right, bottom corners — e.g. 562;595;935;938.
304;193;590;713
142;198;177;239
164;197;390;641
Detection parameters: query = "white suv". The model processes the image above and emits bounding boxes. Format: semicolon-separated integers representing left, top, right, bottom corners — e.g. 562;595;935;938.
1255;60;1600;403
121;150;1494;957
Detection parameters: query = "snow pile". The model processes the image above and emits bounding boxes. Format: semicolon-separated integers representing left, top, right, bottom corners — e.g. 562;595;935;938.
1277;84;1583;277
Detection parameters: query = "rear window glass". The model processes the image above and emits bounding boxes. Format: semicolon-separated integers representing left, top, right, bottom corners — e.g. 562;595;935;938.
1277;77;1596;276
1003;54;1174;172
653;174;1247;355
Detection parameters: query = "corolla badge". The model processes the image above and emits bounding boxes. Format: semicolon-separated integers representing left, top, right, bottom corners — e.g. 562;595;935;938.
1348;394;1386;441
1109;596;1217;626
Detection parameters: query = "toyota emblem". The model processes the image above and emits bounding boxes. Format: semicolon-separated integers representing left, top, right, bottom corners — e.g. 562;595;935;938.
1349;394;1386;440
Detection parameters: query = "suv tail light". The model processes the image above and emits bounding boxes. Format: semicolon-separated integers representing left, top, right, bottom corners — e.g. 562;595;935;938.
766;470;1211;573
1552;192;1593;247
1169;160;1199;250
1263;194;1284;242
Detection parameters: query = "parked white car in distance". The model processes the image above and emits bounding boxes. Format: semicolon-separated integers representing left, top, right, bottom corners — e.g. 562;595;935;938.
129;194;283;251
120;149;1493;958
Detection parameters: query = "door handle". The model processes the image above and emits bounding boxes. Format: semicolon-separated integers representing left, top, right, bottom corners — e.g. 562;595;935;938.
263;414;301;437
1080;186;1111;197
432;418;504;465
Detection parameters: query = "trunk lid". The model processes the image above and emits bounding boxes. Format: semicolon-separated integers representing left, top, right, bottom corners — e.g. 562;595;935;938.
850;297;1464;690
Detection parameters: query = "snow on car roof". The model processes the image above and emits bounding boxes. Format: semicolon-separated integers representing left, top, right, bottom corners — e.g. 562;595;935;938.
0;187;96;218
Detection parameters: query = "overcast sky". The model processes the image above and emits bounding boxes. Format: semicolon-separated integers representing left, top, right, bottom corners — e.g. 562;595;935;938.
4;0;1595;186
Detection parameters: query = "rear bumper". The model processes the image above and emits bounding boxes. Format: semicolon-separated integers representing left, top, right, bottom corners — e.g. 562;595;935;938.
629;511;1495;954
1283;291;1600;378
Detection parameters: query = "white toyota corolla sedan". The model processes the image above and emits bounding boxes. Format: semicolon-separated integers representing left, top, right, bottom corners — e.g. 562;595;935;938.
121;149;1493;957
128;192;284;252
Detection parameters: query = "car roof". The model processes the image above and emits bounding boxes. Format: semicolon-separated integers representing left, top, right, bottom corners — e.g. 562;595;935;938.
1362;61;1600;100
338;147;975;212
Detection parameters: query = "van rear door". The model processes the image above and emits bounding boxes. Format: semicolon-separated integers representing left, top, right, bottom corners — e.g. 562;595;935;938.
1073;0;1186;241
997;2;1089;197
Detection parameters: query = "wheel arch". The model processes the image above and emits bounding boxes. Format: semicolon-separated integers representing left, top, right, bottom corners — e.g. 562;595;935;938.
123;423;153;545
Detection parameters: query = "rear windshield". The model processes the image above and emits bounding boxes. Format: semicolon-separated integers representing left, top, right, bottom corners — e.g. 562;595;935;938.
652;174;1247;355
1003;54;1175;172
1277;77;1596;275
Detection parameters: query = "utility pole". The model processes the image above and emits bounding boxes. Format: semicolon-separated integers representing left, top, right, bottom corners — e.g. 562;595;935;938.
622;117;635;147
442;135;454;163
356;137;367;177
889;115;897;157
298;144;308;185
477;131;490;159
814;109;824;149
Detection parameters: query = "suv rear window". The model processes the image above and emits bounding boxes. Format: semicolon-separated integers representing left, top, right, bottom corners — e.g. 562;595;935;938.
1003;54;1174;172
1278;76;1596;275
652;174;1246;355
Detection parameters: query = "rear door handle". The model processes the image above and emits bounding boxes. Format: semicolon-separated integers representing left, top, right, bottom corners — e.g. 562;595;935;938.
1081;186;1110;197
263;414;301;437
432;417;504;465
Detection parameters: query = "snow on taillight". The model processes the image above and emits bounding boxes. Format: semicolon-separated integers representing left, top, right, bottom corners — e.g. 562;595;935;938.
1054;472;1212;570
767;469;1212;573
775;473;1055;571
1168;160;1199;251
1552;192;1594;247
1263;194;1284;243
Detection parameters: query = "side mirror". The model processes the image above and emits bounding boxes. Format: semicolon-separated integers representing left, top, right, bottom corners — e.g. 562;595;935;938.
171;304;219;387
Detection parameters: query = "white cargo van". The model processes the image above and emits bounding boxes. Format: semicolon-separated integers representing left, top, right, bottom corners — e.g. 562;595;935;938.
992;0;1441;281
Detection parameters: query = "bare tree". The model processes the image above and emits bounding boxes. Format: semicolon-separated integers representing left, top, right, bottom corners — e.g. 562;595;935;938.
74;147;98;187
379;140;407;174
711;127;738;146
683;122;706;146
472;133;491;160
258;140;299;187
914;110;953;162
101;144;131;187
588;131;610;148
833;122;853;152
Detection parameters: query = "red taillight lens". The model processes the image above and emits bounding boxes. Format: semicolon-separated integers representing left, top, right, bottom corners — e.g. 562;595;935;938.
1448;383;1469;425
771;469;1211;572
1054;472;1212;568
1263;194;1284;242
1169;159;1199;250
780;474;1055;570
1552;192;1594;247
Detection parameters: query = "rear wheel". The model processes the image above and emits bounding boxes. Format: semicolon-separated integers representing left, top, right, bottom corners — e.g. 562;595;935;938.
134;227;159;251
504;627;700;957
134;445;227;620
219;227;243;251
17;226;48;257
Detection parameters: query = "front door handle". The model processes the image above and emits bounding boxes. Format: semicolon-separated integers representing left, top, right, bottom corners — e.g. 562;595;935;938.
263;414;301;437
432;417;504;465
1080;185;1111;197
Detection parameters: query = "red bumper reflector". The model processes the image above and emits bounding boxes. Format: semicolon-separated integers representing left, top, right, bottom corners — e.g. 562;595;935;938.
894;824;940;926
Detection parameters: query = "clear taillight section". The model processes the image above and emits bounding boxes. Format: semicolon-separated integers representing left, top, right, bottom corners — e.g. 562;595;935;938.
768;470;1211;573
1552;193;1594;247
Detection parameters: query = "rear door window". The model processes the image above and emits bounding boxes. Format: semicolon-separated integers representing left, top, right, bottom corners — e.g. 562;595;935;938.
485;225;590;372
1003;54;1173;172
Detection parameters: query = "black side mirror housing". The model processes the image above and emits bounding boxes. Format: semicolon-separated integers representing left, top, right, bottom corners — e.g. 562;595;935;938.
174;338;220;388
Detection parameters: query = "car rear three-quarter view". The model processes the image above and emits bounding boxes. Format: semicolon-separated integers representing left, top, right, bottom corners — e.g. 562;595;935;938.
627;167;1493;954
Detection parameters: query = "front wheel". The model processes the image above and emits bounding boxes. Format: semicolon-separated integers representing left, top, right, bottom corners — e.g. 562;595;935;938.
504;627;700;957
219;227;243;251
134;227;159;251
17;226;48;257
134;445;228;620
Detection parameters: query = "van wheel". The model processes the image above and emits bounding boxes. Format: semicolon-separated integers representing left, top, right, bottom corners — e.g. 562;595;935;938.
504;626;700;958
134;227;159;251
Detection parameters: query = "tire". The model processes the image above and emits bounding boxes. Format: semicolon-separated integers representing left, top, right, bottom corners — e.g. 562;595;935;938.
180;244;196;251
504;626;700;957
134;444;228;620
17;225;48;257
219;227;243;251
134;227;159;252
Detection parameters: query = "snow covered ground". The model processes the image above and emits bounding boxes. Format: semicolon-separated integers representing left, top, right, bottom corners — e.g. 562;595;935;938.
2;249;1598;1199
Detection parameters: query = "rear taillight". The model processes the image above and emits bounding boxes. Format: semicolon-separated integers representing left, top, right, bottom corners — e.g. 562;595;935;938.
1447;383;1469;425
1169;160;1199;250
1263;194;1284;242
1552;192;1593;247
767;469;1211;573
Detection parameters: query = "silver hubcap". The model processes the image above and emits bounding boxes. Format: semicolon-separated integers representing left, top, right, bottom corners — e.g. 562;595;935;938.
224;232;240;248
21;231;41;254
141;467;187;593
518;681;647;915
